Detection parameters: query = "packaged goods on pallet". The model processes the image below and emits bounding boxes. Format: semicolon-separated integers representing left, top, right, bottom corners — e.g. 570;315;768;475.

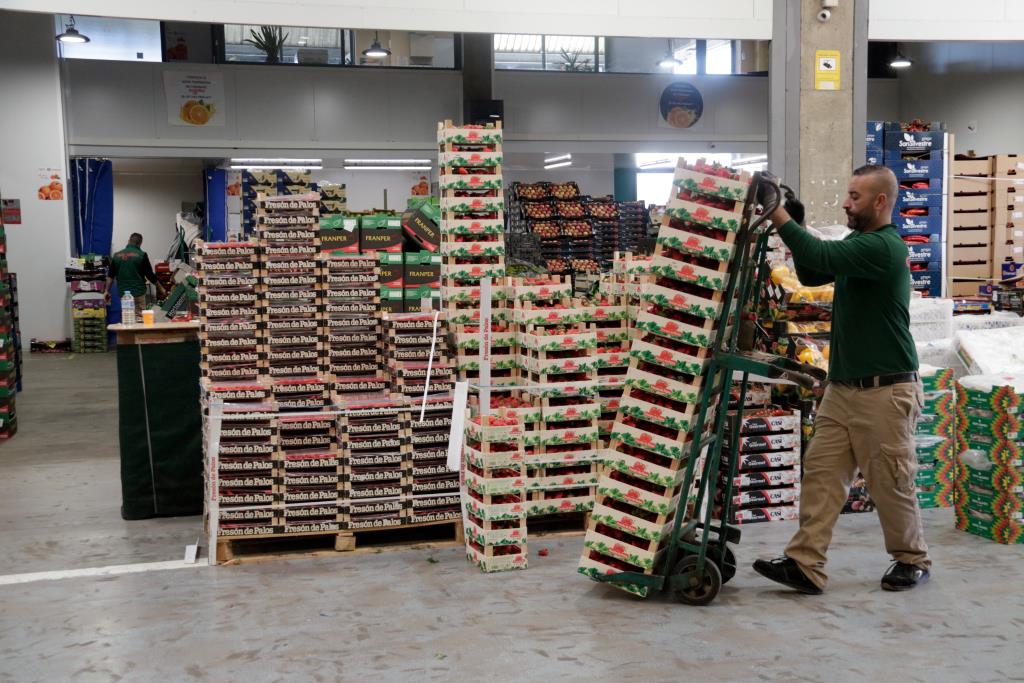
954;374;1023;544
916;365;957;508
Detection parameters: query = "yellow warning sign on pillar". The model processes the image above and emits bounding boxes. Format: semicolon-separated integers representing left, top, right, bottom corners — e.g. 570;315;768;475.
815;50;841;90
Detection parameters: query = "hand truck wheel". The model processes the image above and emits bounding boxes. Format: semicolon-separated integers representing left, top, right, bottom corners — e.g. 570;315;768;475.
671;554;722;606
707;543;737;585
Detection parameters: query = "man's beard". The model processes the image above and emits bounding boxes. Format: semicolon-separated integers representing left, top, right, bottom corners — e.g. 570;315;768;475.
846;210;870;232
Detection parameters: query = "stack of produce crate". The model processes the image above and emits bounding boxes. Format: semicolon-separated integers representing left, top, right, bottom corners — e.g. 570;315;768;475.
954;374;1023;544
579;158;751;596
867;120;947;297
322;253;384;385
257;192;332;411
717;408;802;524
463;412;530;571
277;411;341;534
587;198;620;269
617;201;649;255
916;365;957;509
0;268;16;438
407;394;460;524
587;297;631;449
340;401;411;531
66;254;109;353
5;274;21;392
992;154;1024;281
383;311;454;401
949;155;994;297
510;277;602;518
437;119;508;381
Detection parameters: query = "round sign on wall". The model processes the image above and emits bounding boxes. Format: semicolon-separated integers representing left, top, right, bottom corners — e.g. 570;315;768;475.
660;82;704;129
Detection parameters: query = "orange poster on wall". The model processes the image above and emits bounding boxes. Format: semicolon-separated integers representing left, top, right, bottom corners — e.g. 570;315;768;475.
37;168;63;201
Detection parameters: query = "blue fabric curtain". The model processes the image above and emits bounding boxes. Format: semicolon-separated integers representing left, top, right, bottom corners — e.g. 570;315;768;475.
71;158;113;256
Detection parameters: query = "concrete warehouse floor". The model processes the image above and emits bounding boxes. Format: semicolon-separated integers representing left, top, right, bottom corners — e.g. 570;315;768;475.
1;354;1023;683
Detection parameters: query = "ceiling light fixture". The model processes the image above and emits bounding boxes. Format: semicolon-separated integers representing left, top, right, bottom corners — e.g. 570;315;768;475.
362;31;391;59
229;157;322;170
344;166;431;171
544;154;572;164
657;38;680;69
343;158;432;165
543;161;573;170
890;43;912;69
56;15;90;44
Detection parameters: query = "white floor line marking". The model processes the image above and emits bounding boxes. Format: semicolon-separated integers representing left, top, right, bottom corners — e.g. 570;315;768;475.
0;559;207;586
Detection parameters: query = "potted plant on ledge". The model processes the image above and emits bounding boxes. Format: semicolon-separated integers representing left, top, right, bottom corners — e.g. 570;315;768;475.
245;26;288;64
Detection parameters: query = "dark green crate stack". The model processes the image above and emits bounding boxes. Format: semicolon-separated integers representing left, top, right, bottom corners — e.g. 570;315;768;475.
0;219;19;440
72;301;108;353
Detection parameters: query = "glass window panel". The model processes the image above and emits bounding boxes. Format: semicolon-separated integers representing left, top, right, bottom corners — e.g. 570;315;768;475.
672;38;698;75
706;39;734;74
56;15;162;62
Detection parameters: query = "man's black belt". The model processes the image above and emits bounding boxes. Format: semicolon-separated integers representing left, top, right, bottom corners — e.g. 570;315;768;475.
833;371;919;389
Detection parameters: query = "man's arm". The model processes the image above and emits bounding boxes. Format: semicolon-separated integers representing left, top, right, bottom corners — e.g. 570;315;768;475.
793;262;834;287
770;203;893;279
140;254;165;295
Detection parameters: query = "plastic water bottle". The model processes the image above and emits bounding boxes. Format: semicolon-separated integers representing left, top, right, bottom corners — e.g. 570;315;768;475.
121;292;136;325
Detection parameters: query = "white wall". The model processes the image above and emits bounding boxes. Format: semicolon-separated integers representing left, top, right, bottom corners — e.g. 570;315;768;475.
313;169;433;213
870;0;1024;41
111;159;204;259
896;43;1024;154
4;2;773;39
0;10;72;345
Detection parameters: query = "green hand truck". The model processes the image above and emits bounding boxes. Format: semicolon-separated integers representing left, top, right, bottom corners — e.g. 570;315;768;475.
593;172;825;605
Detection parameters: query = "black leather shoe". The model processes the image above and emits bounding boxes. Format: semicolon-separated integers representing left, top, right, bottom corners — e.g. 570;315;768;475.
881;562;930;591
752;556;823;595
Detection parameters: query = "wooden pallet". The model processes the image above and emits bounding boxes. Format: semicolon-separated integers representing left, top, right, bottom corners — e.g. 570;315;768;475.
214;518;465;564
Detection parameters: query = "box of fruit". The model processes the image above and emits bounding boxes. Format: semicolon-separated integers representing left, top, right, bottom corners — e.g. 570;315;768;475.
595;349;630;370
442;283;509;304
465;468;527;496
527;494;594;517
440;195;505;215
542;402;602;422
464;517;526;547
438;124;502;147
625;367;704;405
528;470;599;491
656;226;735;267
441;218;505;235
635;309;717;348
510;280;572;302
722;448;801;472
577;557;649;597
440;151;503;168
464;494;529;521
582;528;667;571
439;172;503;191
440;240;506;258
957;374;1023;414
466;414;525;442
673;167;749;203
629;339;706;377
602;447;687;488
517;329;596;352
521;354;597;377
523;424;599;448
454;329;517;350
595;327;630;345
525;448;602;467
468;546;529;573
464;443;523;469
728;432;802;453
618;395;697;433
648;255;728;292
590;502;675;543
920;364;956;392
441;263;507;282
664;199;743;235
513;305;586;326
610;421;689;461
585;304;629;322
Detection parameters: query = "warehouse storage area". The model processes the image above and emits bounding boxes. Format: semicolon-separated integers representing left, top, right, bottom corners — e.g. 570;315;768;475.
1;2;1023;680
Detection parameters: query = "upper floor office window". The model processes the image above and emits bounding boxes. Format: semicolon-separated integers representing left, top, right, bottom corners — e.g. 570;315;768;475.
55;14;162;62
494;34;604;72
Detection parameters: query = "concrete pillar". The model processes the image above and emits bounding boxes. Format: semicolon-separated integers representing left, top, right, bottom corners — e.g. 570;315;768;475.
798;0;861;228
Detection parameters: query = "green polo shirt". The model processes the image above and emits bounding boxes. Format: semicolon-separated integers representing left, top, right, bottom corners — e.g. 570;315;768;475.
109;244;154;297
776;220;918;382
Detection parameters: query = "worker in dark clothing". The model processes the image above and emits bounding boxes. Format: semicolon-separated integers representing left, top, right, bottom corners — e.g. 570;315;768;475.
753;164;930;594
105;233;165;309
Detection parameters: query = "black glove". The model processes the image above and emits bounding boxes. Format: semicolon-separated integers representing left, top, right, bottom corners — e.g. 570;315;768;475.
755;172;781;209
785;196;805;225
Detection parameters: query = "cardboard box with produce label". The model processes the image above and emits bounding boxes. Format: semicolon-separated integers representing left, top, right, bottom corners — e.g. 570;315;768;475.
319;221;360;254
402;197;441;252
377;253;404;289
360;227;403;254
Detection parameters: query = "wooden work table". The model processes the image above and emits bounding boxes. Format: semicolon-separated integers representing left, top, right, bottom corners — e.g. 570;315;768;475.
108;318;200;345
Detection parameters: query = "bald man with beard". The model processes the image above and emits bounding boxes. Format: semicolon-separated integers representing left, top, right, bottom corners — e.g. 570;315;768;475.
753;164;931;595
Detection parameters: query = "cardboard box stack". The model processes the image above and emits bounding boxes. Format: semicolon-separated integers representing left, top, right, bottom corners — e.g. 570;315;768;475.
579;158;751;597
322;253;384;385
717;408;802;524
403;251;442;313
992;154;1024;281
384;312;454;402
954;374;1023;544
463;412;530;572
65;255;109;353
867;120;946;297
407;395;459;524
916;365;958;509
257;193;332;412
340;400;411;530
278;411;342;534
950;156;994;297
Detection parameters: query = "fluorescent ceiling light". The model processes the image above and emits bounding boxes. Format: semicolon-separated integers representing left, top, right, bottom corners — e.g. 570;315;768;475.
230;165;322;170
231;158;321;165
544;154;572;164
543;161;572;170
344;159;431;165
344;166;431;171
56;16;89;43
639;157;672;168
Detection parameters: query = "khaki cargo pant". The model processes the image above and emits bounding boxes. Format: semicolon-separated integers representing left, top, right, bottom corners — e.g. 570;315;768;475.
785;380;931;589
